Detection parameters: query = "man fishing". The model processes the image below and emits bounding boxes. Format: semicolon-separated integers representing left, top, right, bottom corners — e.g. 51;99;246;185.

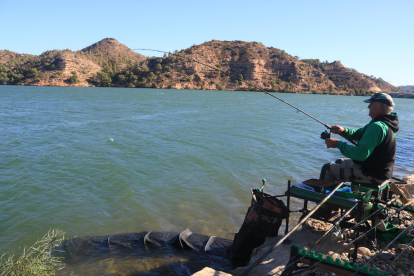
319;92;399;185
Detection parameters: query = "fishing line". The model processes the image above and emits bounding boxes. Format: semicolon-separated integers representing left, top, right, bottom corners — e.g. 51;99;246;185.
134;48;358;145
133;48;331;129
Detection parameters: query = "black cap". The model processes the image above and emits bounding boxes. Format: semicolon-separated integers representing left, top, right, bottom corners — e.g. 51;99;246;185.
363;93;395;106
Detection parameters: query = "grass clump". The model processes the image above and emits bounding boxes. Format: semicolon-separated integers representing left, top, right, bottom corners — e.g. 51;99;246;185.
0;229;66;276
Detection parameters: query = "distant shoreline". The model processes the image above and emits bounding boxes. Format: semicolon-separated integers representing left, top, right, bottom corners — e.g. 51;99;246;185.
1;84;413;99
0;39;406;96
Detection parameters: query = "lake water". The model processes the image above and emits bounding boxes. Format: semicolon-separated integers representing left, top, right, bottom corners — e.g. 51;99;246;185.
1;86;413;265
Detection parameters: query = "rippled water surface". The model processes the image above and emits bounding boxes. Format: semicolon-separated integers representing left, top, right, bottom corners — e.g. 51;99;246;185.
1;86;413;259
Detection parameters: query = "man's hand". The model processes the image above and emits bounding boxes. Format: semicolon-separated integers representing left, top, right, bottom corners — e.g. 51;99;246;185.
331;125;345;134
325;138;340;148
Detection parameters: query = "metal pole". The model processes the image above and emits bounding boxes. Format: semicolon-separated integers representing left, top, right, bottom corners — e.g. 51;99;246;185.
286;180;291;235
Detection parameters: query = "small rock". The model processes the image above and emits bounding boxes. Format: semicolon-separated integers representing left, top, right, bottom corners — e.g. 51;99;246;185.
388;268;397;275
402;175;414;185
379;252;393;260
396;267;405;273
332;253;341;260
397;244;408;250
362;255;371;261
357;246;372;256
347;244;355;250
376;260;384;265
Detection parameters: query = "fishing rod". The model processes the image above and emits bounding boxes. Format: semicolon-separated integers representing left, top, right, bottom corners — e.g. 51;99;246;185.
350;223;414;276
308;202;358;251
403;259;414;276
308;195;401;255
283;199;393;272
290;202;409;276
351;221;414;276
133;48;358;146
379;231;414;276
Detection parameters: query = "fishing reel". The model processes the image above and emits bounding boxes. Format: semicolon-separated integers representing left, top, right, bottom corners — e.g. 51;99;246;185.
320;130;331;140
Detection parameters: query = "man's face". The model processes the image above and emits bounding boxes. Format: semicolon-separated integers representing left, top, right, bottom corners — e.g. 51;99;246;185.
368;101;383;119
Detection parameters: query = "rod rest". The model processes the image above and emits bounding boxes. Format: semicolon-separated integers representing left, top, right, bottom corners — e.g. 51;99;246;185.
350;180;390;190
291;244;390;276
388;200;414;212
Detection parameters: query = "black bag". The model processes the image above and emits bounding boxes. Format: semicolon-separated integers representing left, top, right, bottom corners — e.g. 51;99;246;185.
230;188;288;262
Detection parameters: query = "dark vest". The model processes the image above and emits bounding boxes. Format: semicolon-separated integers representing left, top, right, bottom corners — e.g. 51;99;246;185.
354;120;396;180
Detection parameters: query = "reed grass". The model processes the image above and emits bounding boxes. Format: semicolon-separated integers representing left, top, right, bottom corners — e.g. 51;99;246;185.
0;229;66;276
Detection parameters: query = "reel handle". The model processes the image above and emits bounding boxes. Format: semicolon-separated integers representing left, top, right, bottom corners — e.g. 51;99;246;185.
258;179;266;193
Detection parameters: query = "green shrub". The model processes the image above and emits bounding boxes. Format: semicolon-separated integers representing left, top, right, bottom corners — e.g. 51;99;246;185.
284;83;290;92
148;72;155;81
68;72;79;84
0;72;9;84
28;68;39;78
118;75;126;83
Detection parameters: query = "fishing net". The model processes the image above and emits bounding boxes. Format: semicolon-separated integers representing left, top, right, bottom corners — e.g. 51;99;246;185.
229;188;289;262
56;230;233;275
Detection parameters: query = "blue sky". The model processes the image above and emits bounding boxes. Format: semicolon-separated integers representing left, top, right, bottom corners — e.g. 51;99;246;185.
1;0;413;86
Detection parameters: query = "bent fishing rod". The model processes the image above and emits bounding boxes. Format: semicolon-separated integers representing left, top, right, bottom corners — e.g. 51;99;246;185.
134;48;357;146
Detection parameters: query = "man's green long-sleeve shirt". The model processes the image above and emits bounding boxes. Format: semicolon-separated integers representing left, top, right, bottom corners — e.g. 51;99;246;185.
336;121;390;162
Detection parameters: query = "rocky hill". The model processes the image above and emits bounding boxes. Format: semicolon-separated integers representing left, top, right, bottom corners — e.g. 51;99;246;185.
79;38;145;66
0;38;404;95
399;85;414;93
0;50;34;63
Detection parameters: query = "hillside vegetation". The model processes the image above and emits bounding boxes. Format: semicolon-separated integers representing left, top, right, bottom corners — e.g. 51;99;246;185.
398;85;414;93
0;38;403;95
